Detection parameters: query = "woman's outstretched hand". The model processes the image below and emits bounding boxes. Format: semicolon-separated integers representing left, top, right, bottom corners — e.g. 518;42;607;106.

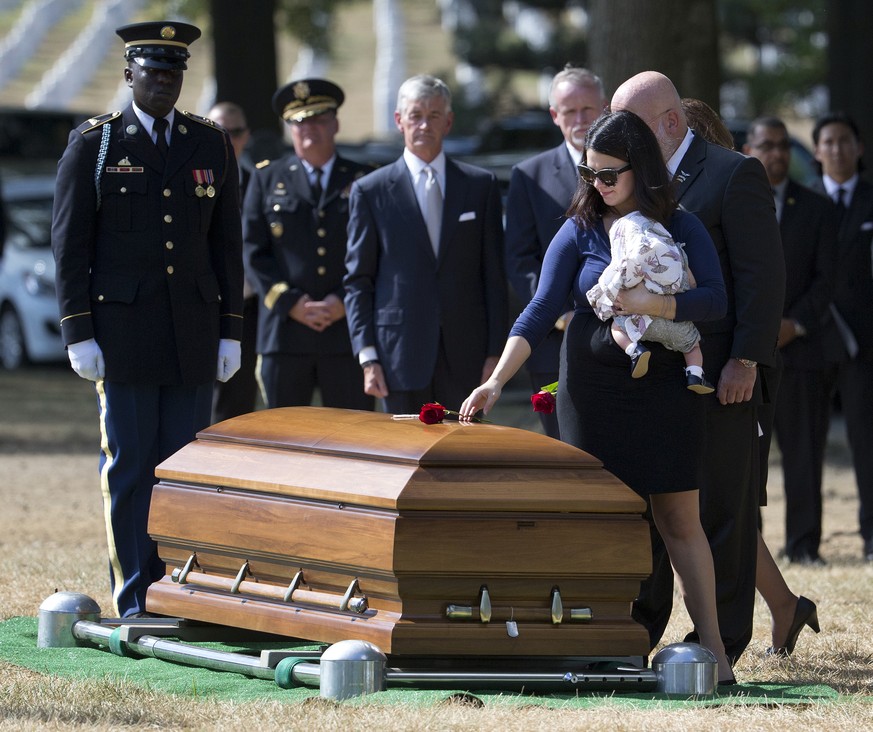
459;380;502;422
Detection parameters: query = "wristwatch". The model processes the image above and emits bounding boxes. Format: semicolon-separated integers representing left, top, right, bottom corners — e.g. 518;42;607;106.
361;359;380;370
735;358;757;369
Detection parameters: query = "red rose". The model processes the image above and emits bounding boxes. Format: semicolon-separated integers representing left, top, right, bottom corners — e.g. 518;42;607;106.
419;402;447;424
531;390;556;414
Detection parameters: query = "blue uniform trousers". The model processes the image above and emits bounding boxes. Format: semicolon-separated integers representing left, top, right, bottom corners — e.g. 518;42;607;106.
96;380;212;617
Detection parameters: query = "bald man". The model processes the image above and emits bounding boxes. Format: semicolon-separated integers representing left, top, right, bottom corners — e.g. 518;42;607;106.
612;72;785;664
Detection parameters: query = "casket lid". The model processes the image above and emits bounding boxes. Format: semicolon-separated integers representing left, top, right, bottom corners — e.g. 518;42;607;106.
198;407;600;468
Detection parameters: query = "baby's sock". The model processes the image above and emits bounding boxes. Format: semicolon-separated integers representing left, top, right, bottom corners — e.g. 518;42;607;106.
685;365;704;378
625;343;638;356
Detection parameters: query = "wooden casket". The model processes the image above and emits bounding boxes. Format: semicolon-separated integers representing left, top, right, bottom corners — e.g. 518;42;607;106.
147;407;652;659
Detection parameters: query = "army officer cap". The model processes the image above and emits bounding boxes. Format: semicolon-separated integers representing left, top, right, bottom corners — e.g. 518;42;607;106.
272;78;345;123
116;20;201;71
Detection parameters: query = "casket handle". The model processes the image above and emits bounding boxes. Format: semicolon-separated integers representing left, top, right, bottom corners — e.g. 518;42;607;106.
171;553;200;584
230;561;250;594
551;586;563;624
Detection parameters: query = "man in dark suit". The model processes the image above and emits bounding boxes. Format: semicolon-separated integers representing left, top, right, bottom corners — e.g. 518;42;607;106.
743;116;839;565
811;112;873;562
51;22;244;618
209;101;260;422
243;79;372;411
505;66;606;438
612;72;785;663
344;74;507;414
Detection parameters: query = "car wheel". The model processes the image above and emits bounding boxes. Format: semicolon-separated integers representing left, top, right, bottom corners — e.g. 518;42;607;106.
0;306;28;370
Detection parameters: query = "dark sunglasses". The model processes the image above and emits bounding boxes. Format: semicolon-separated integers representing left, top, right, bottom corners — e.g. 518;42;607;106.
577;163;632;187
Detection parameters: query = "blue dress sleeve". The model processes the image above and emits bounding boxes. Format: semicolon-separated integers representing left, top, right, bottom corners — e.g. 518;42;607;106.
669;210;727;322
509;218;582;348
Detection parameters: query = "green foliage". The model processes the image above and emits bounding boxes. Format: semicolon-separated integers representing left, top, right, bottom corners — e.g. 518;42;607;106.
452;1;586;72
719;0;827;114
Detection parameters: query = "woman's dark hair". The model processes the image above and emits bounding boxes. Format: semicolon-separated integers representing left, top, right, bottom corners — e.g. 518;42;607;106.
568;109;676;229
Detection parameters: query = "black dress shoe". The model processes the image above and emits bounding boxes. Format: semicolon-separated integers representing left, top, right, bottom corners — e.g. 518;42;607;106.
686;372;715;394
766;595;820;657
630;344;650;378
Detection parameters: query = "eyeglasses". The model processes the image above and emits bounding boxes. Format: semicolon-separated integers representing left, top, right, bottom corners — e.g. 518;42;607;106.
577;163;632;187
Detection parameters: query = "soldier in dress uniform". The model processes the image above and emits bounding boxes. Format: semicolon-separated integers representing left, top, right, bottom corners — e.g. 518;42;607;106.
50;21;244;618
243;78;373;410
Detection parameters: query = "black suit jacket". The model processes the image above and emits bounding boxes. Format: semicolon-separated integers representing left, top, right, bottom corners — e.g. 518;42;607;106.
243;153;371;356
778;180;840;369
504;144;576;372
813;178;873;357
51;104;244;385
344;155;507;393
674;135;785;377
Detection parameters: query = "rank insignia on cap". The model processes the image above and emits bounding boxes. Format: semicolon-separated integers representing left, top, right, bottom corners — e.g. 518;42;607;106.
293;81;310;100
161;25;176;40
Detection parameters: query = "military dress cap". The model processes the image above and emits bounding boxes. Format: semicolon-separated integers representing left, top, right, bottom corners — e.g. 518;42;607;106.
272;78;345;123
116;21;201;70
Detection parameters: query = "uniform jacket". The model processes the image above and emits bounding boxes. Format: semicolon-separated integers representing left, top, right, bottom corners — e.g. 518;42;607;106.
812;177;873;357
243;153;371;355
778;180;841;369
51;103;244;385
674;135;785;372
344;155;507;392
504;144;576;372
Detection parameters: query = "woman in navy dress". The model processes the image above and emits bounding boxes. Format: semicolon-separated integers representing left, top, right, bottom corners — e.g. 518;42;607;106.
460;110;734;683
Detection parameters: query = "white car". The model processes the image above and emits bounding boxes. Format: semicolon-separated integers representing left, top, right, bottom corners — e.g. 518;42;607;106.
0;175;64;369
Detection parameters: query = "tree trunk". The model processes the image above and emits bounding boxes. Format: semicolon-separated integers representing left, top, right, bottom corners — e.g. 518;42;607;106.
586;0;720;108
210;0;280;138
826;0;873;171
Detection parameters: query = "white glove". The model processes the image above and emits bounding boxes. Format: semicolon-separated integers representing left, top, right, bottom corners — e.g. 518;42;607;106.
67;338;105;381
216;339;241;383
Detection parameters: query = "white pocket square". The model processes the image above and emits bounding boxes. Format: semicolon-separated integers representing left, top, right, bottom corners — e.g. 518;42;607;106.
458;211;476;222
860;221;873;231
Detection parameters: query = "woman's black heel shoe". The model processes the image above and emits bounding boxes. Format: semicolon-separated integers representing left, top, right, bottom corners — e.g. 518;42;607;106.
767;595;820;656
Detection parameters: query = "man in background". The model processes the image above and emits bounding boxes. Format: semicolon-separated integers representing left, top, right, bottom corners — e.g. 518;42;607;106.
209;101;259;422
344;74;506;414
244;79;372;410
743;116;838;565
811;112;873;562
504;65;607;438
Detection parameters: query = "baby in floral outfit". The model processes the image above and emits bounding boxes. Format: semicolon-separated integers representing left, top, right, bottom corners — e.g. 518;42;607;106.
586;210;713;393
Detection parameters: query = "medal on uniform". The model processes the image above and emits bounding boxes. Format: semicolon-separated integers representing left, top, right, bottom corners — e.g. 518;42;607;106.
192;169;215;198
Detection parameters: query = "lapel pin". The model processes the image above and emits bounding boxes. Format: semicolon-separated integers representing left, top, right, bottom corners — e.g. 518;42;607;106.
126;124;138;135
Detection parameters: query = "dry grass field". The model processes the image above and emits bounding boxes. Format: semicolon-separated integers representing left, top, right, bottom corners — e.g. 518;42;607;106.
0;365;871;730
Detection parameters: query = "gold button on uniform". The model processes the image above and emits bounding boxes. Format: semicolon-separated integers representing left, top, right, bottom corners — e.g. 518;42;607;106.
165;241;174;250
98;295;104;301
317;247;327;256
317;266;326;275
164;214;173;223
120;186;127;194
163;188;171;197
273;204;281;212
167;265;174;274
317;228;326;238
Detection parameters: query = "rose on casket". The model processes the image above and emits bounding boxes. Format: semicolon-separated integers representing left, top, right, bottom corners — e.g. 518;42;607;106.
419;402;449;424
